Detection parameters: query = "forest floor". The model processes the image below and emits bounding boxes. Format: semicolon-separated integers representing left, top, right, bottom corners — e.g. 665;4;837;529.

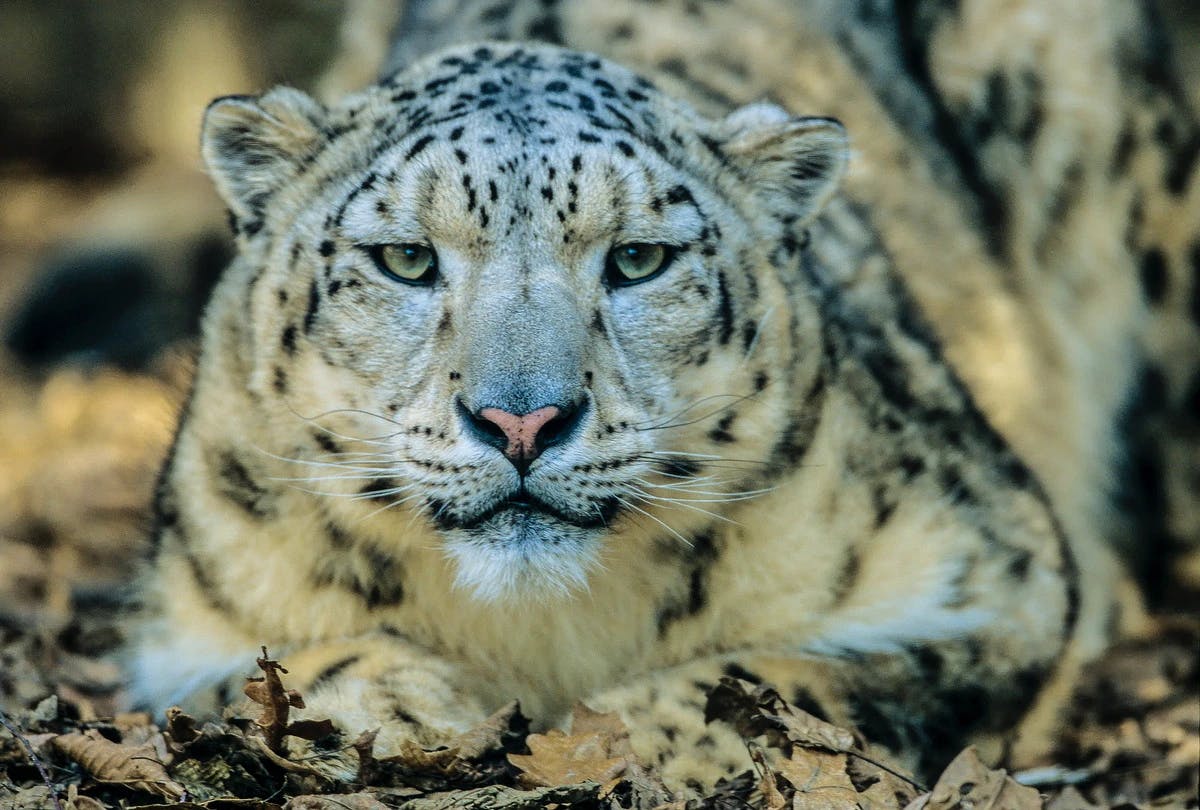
0;361;1197;810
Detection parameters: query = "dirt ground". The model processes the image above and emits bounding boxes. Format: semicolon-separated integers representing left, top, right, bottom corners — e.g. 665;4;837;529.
1;3;1198;808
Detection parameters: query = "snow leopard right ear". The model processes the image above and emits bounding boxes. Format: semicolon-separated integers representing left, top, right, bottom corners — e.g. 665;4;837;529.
201;88;326;229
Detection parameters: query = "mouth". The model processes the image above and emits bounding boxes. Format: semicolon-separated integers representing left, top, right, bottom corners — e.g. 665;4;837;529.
428;487;618;531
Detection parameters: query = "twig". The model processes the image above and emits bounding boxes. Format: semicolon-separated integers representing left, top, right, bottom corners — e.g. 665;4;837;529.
0;707;64;810
848;751;927;792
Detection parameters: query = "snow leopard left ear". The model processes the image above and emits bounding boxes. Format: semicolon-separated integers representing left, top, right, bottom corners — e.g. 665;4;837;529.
717;103;848;226
201;87;327;228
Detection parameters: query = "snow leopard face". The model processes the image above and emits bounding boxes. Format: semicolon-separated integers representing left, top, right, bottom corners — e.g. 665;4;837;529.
201;43;846;600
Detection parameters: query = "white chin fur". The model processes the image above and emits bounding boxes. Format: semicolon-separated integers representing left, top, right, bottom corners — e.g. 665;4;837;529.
442;521;600;603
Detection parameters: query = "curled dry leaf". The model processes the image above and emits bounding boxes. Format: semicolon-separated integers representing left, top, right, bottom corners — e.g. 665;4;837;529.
166;706;201;748
905;747;1042;810
705;677;854;754
51;729;185;800
243;647;335;754
368;701;529;790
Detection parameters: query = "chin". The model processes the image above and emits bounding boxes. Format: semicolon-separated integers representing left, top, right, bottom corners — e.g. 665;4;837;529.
441;507;603;603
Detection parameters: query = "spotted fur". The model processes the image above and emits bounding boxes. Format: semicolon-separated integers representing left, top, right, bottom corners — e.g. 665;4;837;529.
128;0;1198;791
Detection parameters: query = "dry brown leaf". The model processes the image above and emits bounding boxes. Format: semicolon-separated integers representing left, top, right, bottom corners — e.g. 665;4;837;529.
243;647;335;754
753;743;862;810
244;647;305;753
402;783;600;810
705;677;855;754
709;677;919;809
52;728;184;800
508;704;633;793
286;793;390;809
166;705;201;748
907;747;1042;810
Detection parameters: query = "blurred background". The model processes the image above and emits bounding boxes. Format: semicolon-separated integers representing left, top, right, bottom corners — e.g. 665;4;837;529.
0;1;1197;656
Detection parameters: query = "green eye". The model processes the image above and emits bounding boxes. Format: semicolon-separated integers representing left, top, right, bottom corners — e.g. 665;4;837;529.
369;243;438;285
606;243;675;286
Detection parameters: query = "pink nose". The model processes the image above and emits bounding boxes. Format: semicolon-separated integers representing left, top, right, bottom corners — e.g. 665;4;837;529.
477;405;563;462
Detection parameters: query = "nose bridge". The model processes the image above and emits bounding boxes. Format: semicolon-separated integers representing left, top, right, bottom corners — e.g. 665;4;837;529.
463;276;588;414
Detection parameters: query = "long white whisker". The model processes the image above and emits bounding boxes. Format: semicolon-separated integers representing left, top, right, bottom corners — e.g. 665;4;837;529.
613;495;692;548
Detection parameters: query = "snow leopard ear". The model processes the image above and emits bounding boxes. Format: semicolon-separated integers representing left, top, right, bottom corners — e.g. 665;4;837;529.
201;87;326;227
718;103;848;225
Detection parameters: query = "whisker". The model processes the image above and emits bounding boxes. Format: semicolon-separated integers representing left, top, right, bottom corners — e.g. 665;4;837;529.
612;495;692;548
626;490;741;525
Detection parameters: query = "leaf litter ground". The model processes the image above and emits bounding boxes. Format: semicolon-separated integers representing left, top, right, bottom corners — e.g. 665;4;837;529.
1;362;1197;809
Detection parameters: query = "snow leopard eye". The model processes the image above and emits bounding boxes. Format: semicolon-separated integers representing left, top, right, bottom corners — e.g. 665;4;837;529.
605;243;676;286
368;243;438;285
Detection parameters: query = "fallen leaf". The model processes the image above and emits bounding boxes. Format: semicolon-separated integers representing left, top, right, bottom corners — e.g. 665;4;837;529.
166;706;201;748
243;647;335;754
402;783;600;810
52;728;184;800
286;793;390;809
507;704;631;792
913;747;1042;810
705;677;855;754
707;677;920;809
369;702;529;790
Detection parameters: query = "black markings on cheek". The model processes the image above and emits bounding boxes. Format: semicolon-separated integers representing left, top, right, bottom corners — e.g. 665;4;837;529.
313;432;341;454
449;371;461;381
273;366;288;394
615;141;634;157
715;271;734;345
707;411;737;444
319;240;335;257
404;134;435;161
437;311;452;336
659;458;701;478
590;310;607;337
665;184;694;206
753;371;769;392
358;546;406;608
215;451;274;518
359;478;399;500
327;279;343;297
